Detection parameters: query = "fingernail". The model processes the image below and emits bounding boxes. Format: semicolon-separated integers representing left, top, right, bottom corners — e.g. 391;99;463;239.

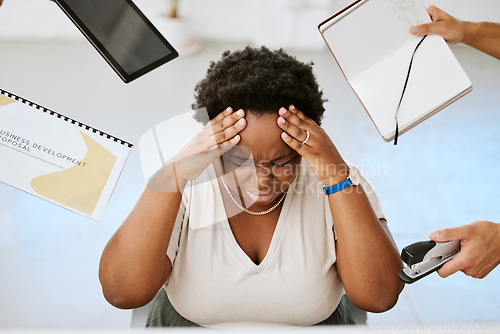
279;117;285;124
237;109;244;116
226;107;233;113
282;132;288;139
430;231;439;239
279;107;287;115
410;26;418;34
237;118;244;124
290;105;295;110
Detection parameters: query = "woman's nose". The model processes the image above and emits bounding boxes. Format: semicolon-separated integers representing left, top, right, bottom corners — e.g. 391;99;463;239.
232;164;274;191
255;165;273;189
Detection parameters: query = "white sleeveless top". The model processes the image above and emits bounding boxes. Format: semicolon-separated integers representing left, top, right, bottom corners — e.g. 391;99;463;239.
164;160;386;327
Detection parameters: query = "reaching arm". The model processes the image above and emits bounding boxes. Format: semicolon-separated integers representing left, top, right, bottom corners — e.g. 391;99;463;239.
411;5;500;60
430;220;500;278
460;21;500;60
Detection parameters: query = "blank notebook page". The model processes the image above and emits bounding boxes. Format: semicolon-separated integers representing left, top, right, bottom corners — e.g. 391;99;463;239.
321;0;472;140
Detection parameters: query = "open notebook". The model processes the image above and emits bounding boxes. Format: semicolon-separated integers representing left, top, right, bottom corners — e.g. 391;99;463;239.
318;0;472;142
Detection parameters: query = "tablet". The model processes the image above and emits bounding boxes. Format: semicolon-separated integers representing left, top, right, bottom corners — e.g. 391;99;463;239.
55;0;178;83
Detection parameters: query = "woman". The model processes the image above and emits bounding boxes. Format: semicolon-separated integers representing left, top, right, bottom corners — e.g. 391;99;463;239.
99;46;404;327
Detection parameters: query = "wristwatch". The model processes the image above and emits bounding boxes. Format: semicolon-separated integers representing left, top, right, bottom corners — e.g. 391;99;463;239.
323;168;360;195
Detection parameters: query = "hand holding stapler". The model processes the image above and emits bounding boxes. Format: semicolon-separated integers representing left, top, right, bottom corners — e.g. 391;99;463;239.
398;240;460;284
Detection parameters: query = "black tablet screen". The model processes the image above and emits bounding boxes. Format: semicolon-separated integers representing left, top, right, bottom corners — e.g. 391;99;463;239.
57;0;177;82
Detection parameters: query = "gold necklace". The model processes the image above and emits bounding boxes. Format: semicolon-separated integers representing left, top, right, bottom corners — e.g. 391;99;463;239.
220;175;286;216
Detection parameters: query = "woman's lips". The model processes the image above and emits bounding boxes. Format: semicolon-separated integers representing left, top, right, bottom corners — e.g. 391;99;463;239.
244;190;275;203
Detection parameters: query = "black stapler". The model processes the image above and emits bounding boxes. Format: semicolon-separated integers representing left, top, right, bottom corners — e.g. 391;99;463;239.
398;240;460;284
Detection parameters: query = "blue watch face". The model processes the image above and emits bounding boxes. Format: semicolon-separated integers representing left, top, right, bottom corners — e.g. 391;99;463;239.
323;178;352;195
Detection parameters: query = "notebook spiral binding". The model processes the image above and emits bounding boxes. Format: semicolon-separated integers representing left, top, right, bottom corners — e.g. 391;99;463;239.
1;89;133;148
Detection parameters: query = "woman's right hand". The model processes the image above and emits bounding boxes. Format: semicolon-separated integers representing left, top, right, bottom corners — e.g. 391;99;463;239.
148;107;246;192
101;109;246;308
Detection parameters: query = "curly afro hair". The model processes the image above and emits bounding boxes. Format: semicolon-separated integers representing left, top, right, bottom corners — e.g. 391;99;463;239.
192;46;326;125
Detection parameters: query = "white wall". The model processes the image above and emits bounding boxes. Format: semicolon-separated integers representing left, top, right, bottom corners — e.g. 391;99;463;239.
0;0;335;51
1;0;499;50
1;0;500;330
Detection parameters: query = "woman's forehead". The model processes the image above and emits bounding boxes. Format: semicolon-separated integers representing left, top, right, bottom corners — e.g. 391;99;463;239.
231;113;294;162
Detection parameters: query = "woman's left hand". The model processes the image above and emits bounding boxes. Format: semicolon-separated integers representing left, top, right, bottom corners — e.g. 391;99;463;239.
277;105;347;187
279;106;405;311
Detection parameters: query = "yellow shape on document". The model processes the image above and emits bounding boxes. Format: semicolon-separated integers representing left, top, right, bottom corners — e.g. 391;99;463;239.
31;131;117;216
0;94;17;107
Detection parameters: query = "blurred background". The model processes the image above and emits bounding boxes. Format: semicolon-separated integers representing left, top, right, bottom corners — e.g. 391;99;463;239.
0;0;499;329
